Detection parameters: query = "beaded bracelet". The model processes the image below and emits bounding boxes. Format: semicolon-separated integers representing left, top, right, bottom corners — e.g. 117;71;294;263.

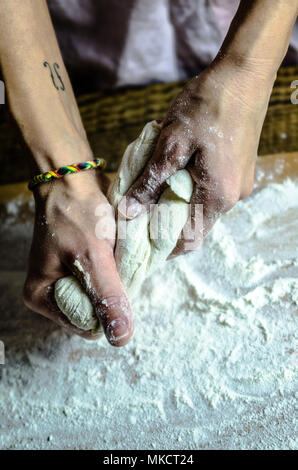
28;158;106;190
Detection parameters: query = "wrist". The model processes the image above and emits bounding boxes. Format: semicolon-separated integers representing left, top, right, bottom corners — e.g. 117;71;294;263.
28;135;94;174
194;60;273;118
30;140;105;200
32;167;105;202
214;0;298;89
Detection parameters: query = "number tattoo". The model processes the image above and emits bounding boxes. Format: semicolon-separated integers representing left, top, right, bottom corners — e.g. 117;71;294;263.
43;61;65;91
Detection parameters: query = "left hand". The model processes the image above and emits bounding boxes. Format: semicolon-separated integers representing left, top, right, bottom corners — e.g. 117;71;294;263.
23;170;134;346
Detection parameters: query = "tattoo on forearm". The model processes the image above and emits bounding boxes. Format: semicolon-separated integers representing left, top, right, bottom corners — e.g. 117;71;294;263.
43;61;65;91
53;63;65;91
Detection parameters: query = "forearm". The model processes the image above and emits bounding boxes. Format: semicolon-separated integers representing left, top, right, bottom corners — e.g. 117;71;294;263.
0;0;91;173
218;0;298;82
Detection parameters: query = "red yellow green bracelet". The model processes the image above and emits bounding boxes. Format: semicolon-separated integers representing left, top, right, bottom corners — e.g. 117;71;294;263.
28;158;106;190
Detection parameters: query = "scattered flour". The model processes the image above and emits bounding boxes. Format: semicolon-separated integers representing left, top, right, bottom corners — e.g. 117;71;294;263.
0;156;297;450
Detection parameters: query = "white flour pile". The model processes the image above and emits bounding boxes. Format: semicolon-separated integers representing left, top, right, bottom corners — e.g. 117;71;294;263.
0;156;297;449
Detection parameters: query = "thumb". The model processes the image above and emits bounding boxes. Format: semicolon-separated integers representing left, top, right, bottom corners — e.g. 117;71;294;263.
71;243;134;347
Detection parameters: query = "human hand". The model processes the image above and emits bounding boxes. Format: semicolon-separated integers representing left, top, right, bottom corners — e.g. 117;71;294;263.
121;61;273;256
0;0;136;345
23;171;134;346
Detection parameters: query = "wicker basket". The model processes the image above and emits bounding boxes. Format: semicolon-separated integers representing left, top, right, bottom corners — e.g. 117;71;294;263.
0;65;297;184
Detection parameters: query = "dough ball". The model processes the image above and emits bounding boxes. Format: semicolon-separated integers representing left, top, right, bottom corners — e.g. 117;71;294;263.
55;276;102;333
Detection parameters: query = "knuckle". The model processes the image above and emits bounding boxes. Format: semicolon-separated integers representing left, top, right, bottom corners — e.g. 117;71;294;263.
161;132;189;166
130;166;162;204
100;292;128;309
95;293;129;324
158;127;189;162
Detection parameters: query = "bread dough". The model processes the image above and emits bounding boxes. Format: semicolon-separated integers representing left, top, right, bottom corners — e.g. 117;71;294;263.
55;121;193;331
109;120;193;297
55;276;101;333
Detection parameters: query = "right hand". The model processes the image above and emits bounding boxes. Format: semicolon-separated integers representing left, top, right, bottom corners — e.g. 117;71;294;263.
121;61;271;257
23;170;134;347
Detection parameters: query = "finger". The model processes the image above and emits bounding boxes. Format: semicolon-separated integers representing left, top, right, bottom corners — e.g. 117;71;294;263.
169;182;221;258
168;184;204;258
170;152;243;258
120;125;192;219
69;241;134;347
